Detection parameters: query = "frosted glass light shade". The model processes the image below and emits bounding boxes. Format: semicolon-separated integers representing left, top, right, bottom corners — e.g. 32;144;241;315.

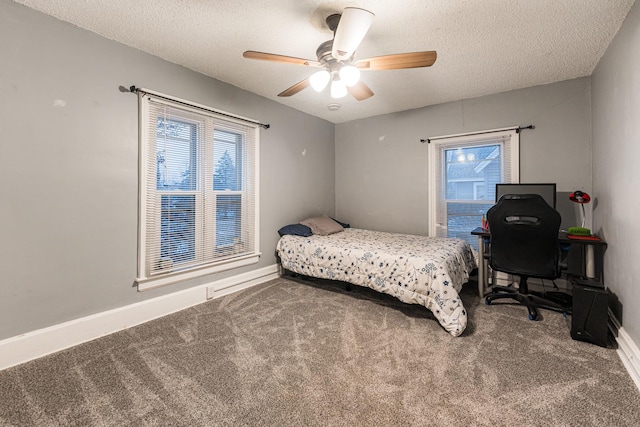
330;79;348;98
339;65;360;87
309;70;330;92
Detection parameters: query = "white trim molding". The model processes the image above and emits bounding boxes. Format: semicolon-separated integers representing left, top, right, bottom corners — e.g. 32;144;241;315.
137;253;261;291
610;313;640;391
616;327;640;391
0;264;280;371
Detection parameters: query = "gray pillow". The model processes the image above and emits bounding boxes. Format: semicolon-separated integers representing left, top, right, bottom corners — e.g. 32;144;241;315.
300;215;344;236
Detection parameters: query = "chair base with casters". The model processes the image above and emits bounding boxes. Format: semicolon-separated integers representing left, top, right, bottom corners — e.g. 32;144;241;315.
485;277;570;320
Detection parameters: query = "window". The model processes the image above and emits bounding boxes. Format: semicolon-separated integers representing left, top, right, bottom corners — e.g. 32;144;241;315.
428;129;519;250
137;93;259;290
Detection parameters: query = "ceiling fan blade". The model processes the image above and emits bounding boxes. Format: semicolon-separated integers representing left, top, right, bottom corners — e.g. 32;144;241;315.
278;78;310;97
243;51;320;67
348;80;374;101
332;8;375;61
355;51;437;70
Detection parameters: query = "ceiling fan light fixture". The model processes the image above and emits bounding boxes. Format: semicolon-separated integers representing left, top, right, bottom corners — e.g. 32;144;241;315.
331;7;375;61
330;79;348;98
309;70;331;92
339;65;360;87
243;6;435;102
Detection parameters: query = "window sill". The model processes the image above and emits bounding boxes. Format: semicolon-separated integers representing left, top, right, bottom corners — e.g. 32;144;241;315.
136;253;261;291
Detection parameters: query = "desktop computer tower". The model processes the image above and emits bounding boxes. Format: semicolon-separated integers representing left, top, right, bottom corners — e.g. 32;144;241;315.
571;279;609;347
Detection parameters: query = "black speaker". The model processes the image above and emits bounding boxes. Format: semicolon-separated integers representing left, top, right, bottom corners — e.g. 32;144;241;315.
571;279;609;347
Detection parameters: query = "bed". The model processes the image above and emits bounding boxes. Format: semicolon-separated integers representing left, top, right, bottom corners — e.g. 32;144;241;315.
276;226;477;337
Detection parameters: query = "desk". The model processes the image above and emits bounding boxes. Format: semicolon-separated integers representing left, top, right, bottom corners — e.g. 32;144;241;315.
471;227;607;297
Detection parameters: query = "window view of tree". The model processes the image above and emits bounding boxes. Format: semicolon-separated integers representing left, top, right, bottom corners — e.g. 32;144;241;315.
213;130;242;249
156;118;198;268
213;150;237;191
156;118;196;191
160;195;195;266
139;95;258;285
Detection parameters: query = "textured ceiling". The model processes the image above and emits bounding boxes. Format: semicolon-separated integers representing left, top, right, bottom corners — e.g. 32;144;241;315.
13;0;636;123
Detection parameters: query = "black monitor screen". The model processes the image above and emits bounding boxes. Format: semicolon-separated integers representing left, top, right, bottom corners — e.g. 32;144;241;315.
495;183;557;208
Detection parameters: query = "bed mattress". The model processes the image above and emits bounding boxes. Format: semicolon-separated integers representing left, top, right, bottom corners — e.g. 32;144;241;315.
276;228;477;336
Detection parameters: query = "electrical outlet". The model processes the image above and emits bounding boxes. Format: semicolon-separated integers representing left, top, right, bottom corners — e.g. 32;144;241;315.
206;286;216;300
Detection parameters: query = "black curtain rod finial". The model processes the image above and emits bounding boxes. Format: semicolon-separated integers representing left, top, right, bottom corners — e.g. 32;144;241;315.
516;124;535;133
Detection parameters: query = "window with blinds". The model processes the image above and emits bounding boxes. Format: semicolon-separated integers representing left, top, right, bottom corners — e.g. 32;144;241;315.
137;93;259;290
428;129;519;250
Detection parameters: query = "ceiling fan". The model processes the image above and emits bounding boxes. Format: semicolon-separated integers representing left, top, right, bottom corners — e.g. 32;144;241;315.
243;7;437;101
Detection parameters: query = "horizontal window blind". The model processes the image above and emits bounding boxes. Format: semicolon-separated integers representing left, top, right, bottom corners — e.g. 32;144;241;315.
137;93;259;288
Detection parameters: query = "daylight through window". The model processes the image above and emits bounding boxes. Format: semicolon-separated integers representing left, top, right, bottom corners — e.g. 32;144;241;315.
137;93;259;290
428;129;519;250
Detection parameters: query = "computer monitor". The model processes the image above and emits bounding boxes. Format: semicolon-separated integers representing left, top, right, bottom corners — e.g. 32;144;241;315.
495;183;557;208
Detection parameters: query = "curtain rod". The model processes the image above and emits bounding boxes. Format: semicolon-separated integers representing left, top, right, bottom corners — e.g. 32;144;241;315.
420;125;534;143
125;85;270;129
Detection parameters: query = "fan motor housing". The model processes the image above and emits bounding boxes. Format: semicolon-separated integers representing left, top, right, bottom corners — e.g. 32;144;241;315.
316;40;334;62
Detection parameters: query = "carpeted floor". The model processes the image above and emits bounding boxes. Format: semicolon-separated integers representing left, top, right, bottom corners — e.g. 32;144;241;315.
1;276;639;426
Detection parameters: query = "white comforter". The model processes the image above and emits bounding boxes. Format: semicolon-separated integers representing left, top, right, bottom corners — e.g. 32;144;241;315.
276;228;477;337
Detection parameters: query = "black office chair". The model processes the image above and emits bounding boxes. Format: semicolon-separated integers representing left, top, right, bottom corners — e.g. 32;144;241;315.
485;194;568;320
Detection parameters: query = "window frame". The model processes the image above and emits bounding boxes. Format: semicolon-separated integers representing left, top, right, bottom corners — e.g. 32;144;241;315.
427;129;520;240
136;92;260;291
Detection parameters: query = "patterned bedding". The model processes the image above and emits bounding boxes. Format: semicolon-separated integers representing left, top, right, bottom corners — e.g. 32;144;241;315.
276;228;477;337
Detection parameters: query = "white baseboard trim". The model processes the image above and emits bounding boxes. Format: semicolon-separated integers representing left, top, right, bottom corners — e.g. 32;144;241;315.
0;264;280;371
614;325;640;392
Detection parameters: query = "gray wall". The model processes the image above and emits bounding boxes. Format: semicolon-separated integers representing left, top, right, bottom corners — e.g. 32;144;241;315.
335;78;592;235
3;0;636;351
0;1;335;340
592;1;640;345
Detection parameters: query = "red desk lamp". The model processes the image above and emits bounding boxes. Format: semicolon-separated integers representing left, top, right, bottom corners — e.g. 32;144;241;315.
569;190;591;235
